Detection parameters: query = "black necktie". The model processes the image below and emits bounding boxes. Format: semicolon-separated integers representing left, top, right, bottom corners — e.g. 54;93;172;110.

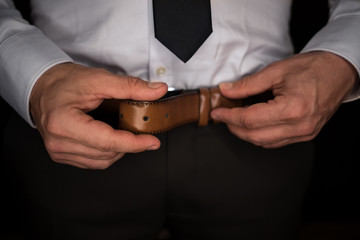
153;0;213;63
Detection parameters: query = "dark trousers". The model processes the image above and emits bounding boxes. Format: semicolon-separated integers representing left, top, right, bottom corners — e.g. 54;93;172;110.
2;110;314;240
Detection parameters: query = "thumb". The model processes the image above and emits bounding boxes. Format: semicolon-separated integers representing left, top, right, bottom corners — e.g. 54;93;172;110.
93;74;168;101
219;73;274;99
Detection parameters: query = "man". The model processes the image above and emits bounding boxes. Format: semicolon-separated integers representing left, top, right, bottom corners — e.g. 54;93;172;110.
1;0;359;239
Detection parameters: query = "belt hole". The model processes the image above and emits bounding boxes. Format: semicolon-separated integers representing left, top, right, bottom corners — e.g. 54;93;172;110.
165;113;170;118
143;116;150;122
120;113;124;119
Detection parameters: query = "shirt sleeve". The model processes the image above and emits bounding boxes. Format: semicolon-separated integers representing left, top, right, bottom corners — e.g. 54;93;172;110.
0;0;73;127
301;0;360;102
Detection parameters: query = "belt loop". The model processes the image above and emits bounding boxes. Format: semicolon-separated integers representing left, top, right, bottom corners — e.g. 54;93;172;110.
209;87;222;124
209;87;221;109
198;88;211;126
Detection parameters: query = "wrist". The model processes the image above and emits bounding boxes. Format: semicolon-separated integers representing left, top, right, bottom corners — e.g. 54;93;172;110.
310;51;358;98
29;62;75;125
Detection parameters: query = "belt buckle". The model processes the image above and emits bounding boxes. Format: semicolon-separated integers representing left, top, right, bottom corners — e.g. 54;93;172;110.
161;87;186;100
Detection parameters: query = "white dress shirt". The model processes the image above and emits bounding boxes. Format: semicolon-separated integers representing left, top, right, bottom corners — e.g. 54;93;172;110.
1;0;360;126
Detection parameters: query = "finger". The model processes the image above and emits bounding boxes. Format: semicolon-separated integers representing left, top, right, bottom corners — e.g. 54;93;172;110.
88;74;168;101
211;96;290;129
226;120;317;147
52;159;89;169
261;135;314;149
219;70;277;99
46;138;120;160
51;152;125;170
61;109;161;153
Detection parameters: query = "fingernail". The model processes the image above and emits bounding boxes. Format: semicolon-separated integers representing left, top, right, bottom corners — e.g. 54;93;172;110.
219;82;234;90
148;82;164;89
147;145;159;151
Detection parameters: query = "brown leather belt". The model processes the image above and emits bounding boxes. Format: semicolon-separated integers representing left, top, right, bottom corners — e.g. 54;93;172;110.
118;87;244;134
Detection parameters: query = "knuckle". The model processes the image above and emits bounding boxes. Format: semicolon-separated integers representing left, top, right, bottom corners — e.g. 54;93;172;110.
241;117;255;129
97;142;114;152
241;131;264;146
103;152;119;160
96;151;119;160
299;135;315;144
45;139;61;153
298;121;317;137
44;119;58;135
96;131;117;152
302;122;316;136
234;77;247;88
44;112;64;136
248;135;265;147
250;140;263;147
126;76;142;89
262;144;276;149
49;152;63;163
94;159;118;170
52;158;62;164
88;67;109;80
94;67;109;75
284;101;309;122
96;162;112;170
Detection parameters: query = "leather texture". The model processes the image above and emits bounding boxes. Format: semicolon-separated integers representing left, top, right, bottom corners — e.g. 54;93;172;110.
118;87;243;134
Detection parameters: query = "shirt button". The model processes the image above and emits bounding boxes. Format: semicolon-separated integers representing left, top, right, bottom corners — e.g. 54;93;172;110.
156;66;167;76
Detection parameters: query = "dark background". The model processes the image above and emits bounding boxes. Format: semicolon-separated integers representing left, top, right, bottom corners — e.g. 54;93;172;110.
1;0;360;238
289;0;360;225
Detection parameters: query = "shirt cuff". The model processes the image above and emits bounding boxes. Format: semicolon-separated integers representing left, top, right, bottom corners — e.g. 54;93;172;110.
0;29;73;127
301;15;360;102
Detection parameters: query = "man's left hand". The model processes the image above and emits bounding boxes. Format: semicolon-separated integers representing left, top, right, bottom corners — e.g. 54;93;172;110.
211;52;358;148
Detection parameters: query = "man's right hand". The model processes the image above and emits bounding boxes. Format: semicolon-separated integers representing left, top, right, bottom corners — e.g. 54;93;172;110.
30;63;168;169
